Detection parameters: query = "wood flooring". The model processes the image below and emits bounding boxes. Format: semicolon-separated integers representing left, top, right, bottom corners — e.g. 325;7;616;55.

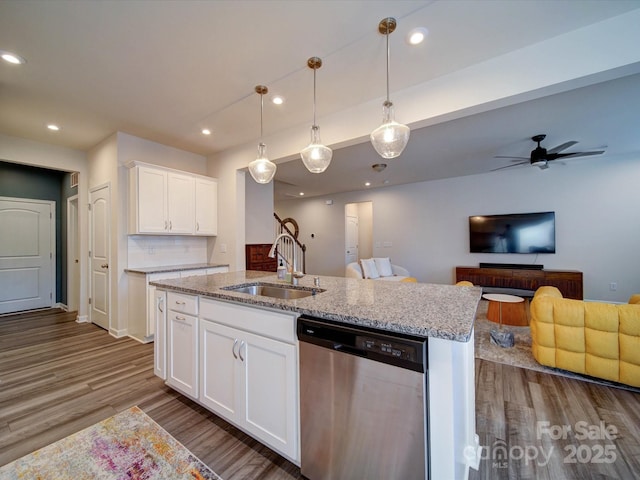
1;309;639;479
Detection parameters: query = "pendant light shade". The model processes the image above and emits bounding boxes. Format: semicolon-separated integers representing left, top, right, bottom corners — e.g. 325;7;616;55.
370;17;410;159
248;142;277;184
248;85;277;184
300;57;332;173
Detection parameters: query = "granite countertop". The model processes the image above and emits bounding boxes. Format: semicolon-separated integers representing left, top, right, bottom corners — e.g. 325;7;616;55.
151;270;482;342
125;263;229;274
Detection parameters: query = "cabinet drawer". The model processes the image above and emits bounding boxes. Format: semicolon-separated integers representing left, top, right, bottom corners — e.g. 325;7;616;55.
200;298;296;343
169;310;198;324
168;292;198;315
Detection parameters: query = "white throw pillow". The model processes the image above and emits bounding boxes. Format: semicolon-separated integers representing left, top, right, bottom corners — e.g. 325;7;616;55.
374;257;394;277
360;258;380;279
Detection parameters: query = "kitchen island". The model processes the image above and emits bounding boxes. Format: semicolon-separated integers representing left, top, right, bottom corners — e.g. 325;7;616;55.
151;270;482;480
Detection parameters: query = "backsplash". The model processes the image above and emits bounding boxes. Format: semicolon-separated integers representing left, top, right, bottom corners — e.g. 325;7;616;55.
128;235;208;268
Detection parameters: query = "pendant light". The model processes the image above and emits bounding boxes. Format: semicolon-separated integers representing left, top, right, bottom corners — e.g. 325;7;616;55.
248;85;277;184
370;17;410;159
300;57;333;173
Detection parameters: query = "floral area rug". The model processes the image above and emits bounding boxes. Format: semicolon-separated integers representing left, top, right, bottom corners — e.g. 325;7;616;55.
0;406;222;480
474;300;640;393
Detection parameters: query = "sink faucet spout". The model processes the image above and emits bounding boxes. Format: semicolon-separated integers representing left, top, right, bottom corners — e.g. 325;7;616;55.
269;233;304;285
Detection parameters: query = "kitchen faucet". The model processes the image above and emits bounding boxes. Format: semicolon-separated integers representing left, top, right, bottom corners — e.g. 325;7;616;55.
268;233;304;285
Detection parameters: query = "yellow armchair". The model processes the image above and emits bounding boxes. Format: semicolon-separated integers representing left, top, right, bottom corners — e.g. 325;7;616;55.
530;286;640;387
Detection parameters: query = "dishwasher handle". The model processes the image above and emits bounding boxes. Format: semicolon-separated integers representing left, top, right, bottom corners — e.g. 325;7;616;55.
333;343;367;357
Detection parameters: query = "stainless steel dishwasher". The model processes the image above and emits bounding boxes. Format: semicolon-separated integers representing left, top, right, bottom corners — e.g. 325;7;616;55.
297;315;429;480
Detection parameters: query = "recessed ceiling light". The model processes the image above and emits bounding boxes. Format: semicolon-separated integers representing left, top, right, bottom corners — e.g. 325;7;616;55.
272;95;284;105
201;128;211;135
1;50;26;65
406;27;428;45
47;124;60;131
365;182;371;187
299;192;305;196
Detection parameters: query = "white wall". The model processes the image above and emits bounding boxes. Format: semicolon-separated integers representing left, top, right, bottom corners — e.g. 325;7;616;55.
245;173;275;244
87;132;209;336
276;153;640;302
357;201;373;260
208;142;276;271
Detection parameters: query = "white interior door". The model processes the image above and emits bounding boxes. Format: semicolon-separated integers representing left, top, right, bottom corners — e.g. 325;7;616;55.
0;197;55;314
345;214;359;265
90;185;110;330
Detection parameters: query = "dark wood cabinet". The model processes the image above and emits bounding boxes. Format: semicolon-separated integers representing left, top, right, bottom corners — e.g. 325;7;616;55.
456;266;583;299
245;244;277;272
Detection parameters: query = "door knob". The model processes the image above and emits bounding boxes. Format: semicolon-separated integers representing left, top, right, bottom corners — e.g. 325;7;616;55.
101;263;109;269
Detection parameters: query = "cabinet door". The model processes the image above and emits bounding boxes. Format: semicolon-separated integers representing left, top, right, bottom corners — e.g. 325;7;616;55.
137;167;168;233
242;329;298;461
195;177;217;236
154;290;167;379
167;172;194;234
167;311;198;398
200;320;241;422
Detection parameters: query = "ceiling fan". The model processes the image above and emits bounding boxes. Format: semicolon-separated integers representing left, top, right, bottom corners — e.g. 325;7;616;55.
492;134;605;171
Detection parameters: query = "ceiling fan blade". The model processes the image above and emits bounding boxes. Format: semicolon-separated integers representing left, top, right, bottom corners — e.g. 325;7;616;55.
547;141;577;154
493;155;528;160
548;150;605;160
491;161;528;171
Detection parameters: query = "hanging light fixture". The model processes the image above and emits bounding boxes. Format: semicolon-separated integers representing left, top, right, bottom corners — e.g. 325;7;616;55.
300;56;333;173
370;17;410;159
248;85;277;184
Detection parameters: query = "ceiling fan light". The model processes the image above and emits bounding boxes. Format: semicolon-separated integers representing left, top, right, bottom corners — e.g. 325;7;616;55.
248;142;277;184
370;102;410;159
301;125;332;173
531;159;546;168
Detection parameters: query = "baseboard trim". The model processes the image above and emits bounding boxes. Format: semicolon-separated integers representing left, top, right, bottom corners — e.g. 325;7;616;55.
76;314;89;323
110;327;128;338
54;302;69;311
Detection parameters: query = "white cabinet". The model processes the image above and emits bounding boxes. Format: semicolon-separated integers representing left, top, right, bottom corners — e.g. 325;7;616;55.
128;266;228;344
166;292;198;399
199;299;299;462
167;171;195;234
127;271;180;343
180;266;228;278
136;166;167;233
194;177;217;236
128;162;217;236
154;289;167;379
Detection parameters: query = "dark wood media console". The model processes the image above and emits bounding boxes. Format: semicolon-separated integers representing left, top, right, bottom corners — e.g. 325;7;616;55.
456;266;583;300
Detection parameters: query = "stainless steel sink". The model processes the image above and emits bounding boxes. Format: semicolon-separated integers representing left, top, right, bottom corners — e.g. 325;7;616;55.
223;283;324;300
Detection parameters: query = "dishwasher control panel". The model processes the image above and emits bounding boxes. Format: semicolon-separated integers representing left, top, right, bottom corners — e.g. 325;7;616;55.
357;336;417;362
297;316;427;372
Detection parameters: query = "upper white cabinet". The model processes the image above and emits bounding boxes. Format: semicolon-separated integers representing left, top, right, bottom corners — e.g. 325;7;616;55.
128;162;217;236
194;177;217;236
167;171;195;234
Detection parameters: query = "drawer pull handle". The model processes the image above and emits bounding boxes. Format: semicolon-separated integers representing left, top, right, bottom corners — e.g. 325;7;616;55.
175;315;186;321
175;300;186;305
232;339;238;359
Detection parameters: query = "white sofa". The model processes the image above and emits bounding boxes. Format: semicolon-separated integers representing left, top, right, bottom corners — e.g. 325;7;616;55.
345;262;412;282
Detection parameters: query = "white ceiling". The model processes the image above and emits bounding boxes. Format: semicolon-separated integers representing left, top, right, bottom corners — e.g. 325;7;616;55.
2;1;640;196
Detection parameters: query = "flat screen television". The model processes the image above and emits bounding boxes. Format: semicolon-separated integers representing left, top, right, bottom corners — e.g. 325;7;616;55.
469;212;555;254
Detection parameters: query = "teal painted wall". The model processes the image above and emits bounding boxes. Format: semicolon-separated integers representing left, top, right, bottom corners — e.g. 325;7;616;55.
0;161;77;304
